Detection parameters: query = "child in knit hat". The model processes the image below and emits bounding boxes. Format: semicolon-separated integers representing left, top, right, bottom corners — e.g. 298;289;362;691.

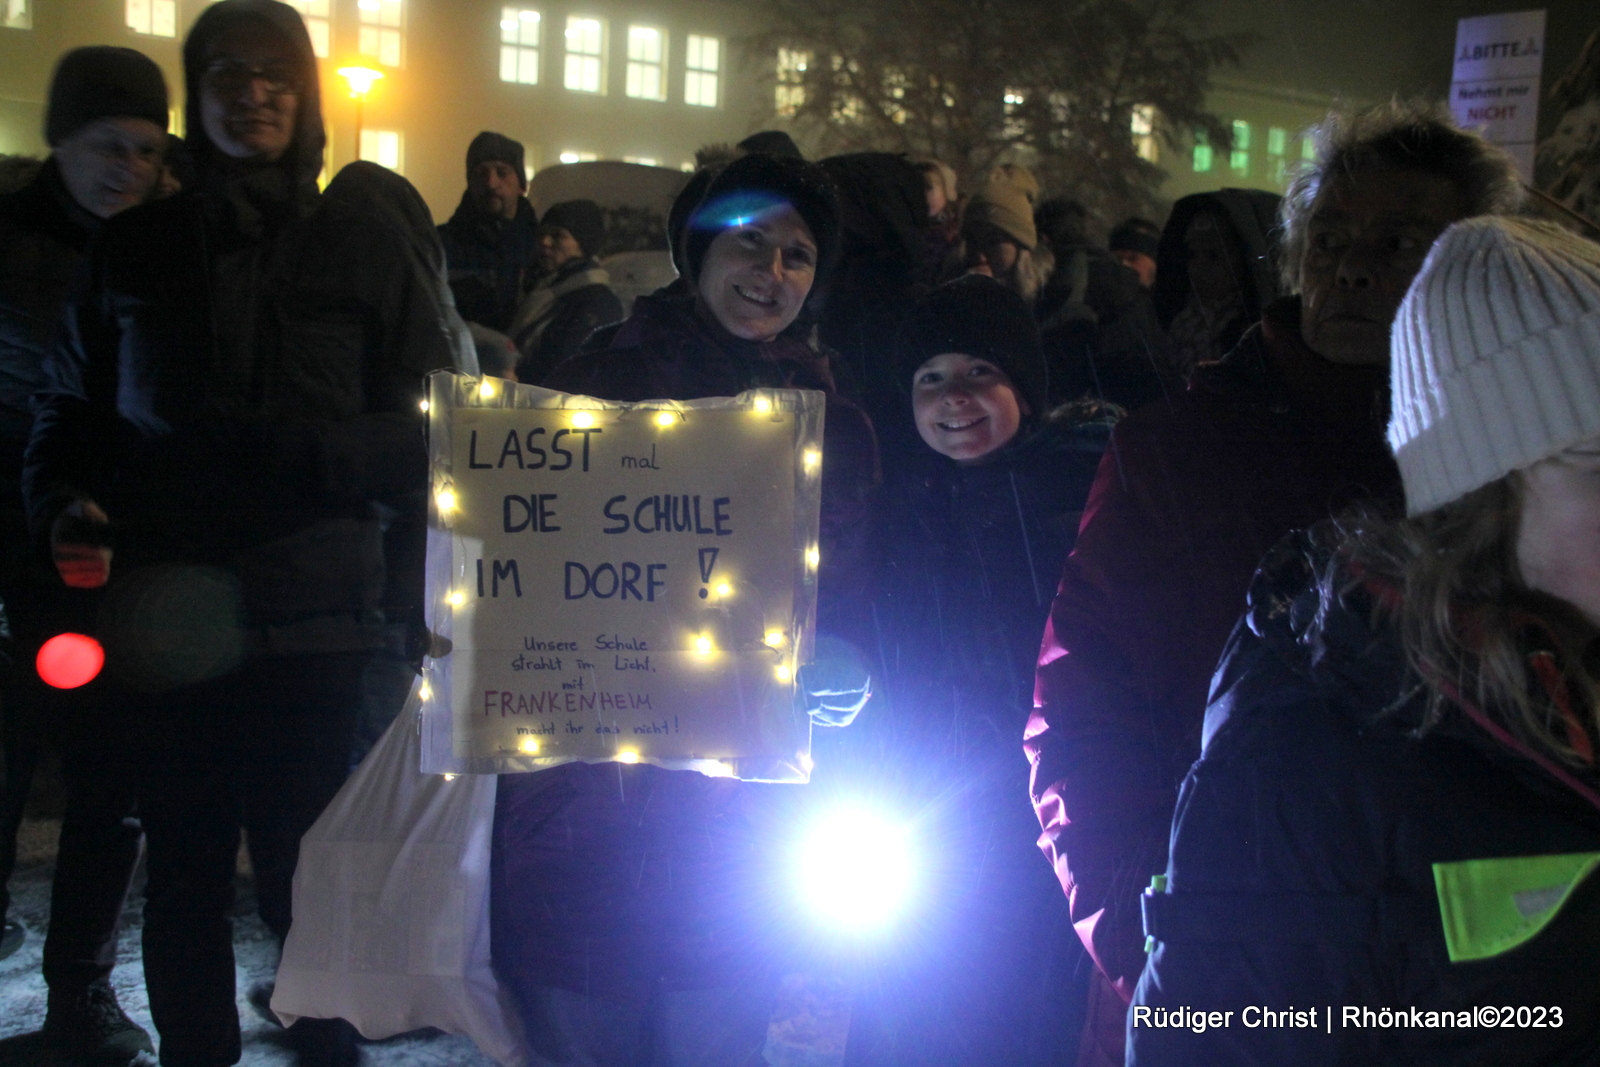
1129;215;1600;1067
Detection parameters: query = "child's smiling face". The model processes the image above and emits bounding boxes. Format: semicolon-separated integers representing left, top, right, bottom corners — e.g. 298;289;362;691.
911;352;1026;464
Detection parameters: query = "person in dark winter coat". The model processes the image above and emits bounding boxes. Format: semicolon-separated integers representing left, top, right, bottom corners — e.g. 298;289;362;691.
1026;103;1522;1067
437;130;540;332
24;4;455;1064
829;275;1103;1067
1033;197;1177;412
509;198;623;384
491;152;877;1067
0;43;169;1058
1133;217;1600;1067
1152;188;1283;380
1108;217;1160;290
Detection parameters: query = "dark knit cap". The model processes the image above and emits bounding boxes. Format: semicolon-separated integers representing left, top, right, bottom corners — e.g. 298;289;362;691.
681;153;840;287
1108;217;1161;259
46;46;169;146
466;131;526;188
897;274;1047;419
540;199;605;259
736;130;804;160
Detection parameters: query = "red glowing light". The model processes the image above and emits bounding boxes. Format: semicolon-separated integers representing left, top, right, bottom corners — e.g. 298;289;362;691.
37;633;105;689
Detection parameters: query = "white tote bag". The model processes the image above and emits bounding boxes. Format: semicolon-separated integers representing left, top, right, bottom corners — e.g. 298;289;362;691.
272;682;526;1066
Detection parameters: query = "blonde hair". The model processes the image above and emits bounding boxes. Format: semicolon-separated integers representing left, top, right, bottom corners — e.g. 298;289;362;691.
1322;478;1599;768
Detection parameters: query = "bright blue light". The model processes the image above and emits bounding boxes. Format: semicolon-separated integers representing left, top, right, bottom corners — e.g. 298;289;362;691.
796;807;915;930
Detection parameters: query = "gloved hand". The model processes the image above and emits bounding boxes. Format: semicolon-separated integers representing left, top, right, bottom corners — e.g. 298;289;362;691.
796;633;871;727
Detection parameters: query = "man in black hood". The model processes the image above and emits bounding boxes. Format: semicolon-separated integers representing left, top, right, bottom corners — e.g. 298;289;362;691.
25;3;455;1064
437;130;541;332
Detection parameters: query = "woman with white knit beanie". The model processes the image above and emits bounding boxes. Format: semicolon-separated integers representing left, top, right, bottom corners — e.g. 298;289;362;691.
1127;215;1600;1067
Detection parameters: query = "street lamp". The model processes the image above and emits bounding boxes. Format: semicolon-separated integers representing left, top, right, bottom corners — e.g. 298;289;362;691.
336;65;384;161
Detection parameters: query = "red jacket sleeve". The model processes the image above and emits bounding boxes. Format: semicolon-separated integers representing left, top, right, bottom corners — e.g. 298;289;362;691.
1025;414;1204;1000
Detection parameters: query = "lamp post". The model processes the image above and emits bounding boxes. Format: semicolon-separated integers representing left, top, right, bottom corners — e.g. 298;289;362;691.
336;66;384;163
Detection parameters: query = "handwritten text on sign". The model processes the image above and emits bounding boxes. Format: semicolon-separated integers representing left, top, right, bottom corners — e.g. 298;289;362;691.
421;379;824;782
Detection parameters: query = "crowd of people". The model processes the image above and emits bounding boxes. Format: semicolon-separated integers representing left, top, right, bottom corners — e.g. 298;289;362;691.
2;2;1599;1067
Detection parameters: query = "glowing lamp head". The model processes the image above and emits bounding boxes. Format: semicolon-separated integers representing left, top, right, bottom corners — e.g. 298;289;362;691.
803;448;821;472
617;749;641;764
654;411;676;427
797;807;915;931
805;546;821;569
478;379;496;399
774;664;792;682
764;630;785;647
753;396;773;414
419;399;430;412
518;736;541;754
714;581;732;597
693;634;713;655
37;633;104;689
336;65;384;98
446;591;466;607
436;489;458;513
570;411;596;428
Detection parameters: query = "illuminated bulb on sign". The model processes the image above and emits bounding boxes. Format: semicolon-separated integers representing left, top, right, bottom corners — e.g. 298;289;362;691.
519;737;541;754
753;396;772;414
715;581;732;597
442;773;457;781
764;630;785;647
419;399;430;412
654;411;675;427
803;449;821;472
617;750;641;764
775;664;792;682
479;379;496;399
570;411;596;428
418;683;432;701
436;489;457;513
693;635;713;655
446;591;466;607
805;546;821;569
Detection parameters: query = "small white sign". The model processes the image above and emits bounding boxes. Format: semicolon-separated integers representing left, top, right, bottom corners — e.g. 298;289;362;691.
1451;9;1546;181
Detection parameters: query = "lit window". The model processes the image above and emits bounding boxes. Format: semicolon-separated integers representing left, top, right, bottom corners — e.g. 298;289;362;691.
285;0;330;58
685;34;719;107
1131;104;1158;162
565;16;605;93
3;0;31;29
126;0;176;37
776;48;808;116
359;0;403;68
1193;128;1213;173
558;150;598;164
625;26;665;100
1230;119;1250;174
500;7;540;85
1002;88;1026;139
1266;126;1288;184
360;129;403;172
623;155;658;166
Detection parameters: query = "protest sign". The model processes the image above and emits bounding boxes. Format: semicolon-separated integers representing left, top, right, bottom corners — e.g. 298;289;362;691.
418;372;825;783
1450;9;1546;181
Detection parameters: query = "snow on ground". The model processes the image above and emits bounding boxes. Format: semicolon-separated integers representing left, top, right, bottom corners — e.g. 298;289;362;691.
0;816;846;1067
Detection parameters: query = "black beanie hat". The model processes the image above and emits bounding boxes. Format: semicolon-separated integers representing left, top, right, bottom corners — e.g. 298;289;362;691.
736;130;804;160
681;153;840;287
897;274;1047;420
46;46;169;146
466;131;526;188
540;199;606;259
1108;217;1161;259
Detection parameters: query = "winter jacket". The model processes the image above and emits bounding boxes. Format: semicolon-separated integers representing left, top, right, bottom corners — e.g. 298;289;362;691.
1131;533;1600;1066
1026;296;1399;1001
437;193;541;332
491;290;879;1002
0;159;97;590
24;0;455;659
1036;244;1177;411
508;256;623;384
